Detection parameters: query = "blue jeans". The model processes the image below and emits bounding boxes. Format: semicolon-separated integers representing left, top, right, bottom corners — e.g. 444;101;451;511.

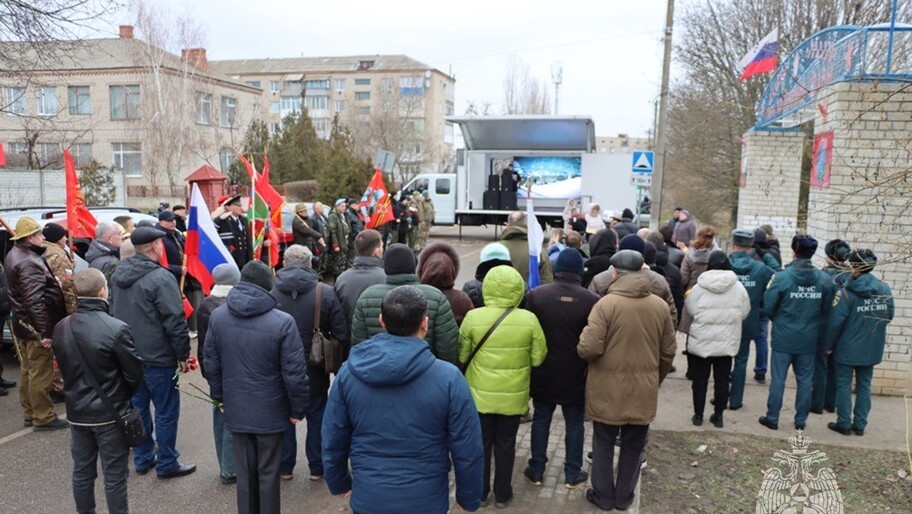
765;351;814;427
279;395;327;475
213;407;235;478
132;365;181;475
835;364;874;431
754;309;769;376
527;400;585;482
811;349;837;411
729;339;751;408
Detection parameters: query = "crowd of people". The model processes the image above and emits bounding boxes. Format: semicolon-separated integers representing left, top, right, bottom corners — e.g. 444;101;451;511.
0;198;895;514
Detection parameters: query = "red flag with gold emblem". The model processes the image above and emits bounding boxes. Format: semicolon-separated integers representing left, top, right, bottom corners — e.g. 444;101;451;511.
64;150;97;239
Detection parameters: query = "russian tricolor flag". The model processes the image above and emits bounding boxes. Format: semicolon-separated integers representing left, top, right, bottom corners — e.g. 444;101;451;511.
739;29;778;81
526;195;544;289
186;184;237;295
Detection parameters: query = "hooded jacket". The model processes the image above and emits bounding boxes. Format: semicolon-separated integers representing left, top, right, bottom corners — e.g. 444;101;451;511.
612;219;638;240
526;272;599;405
204;282;310;433
197;284;231;378
110;254;190;367
582;228;618;288
52;298;144;424
4;241;67;340
322;333;483;514
729;251;776;340
350;274;459;364
684;270;751;358
458;265;547;415
418;243;474;325
272;264;349;397
590;266;677;323
678;247;712;333
763;259;836;355
673;211;696;247
577;273;676;425
826;272;894;366
462;258;511;308
499;225;554;285
85;239;120;275
334;255;386;329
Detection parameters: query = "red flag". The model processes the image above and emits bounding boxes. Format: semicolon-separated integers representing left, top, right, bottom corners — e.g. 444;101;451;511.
183;297;194;319
238;154;285;227
359;169;394;229
64;150;98;239
0;142;7;167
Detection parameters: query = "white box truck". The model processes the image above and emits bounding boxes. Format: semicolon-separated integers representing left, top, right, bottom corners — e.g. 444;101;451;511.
399;115;647;230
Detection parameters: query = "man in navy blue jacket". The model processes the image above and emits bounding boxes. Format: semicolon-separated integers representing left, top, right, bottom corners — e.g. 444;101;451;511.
322;286;484;514
205;261;309;514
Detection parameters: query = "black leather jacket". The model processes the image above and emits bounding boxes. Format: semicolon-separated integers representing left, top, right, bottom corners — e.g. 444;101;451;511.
52;298;144;424
3;241;66;339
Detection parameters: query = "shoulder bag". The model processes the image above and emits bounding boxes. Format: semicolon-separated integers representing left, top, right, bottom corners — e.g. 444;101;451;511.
64;318;146;447
308;285;344;374
462;307;514;374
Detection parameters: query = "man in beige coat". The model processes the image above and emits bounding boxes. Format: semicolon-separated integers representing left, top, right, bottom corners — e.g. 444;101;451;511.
577;250;676;511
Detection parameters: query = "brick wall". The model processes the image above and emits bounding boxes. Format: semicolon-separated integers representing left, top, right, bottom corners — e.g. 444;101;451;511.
736;129;804;239
806;82;912;396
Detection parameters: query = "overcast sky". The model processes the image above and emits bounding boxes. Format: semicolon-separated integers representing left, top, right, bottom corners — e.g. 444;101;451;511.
99;0;669;139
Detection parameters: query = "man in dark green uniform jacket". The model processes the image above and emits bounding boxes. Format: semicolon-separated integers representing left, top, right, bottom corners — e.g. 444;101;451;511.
811;239;853;414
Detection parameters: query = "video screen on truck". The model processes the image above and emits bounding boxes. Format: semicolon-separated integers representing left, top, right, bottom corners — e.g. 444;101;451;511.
513;156;582;199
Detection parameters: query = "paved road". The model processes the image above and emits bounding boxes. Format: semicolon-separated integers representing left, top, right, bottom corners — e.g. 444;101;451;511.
0;225;906;513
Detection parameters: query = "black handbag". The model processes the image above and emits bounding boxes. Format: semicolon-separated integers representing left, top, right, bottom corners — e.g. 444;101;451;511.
64;318;146;447
308;285;344;374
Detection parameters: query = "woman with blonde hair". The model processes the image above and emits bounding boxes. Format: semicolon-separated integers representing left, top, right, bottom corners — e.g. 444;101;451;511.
584;204;606;235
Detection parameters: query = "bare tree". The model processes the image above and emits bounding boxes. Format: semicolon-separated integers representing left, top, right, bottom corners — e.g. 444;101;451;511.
502;55;551;115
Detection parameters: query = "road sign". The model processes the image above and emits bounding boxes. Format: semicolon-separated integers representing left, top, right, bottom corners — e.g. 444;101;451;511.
373;150;396;173
630;174;652;187
632;151;654;173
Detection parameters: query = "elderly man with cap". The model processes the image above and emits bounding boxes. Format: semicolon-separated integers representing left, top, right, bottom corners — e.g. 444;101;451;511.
811;239;854;415
727;228;776;410
214;194;252;270
3;216;68;430
325;198;352;275
759;235;836;431
578;249;676;511
350;243;459;364
292;203;324;250
110;226;195;478
309;201;329;239
523;248;600;489
825;249;893;437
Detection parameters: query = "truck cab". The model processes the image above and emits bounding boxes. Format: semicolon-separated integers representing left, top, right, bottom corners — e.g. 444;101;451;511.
399;174;457;225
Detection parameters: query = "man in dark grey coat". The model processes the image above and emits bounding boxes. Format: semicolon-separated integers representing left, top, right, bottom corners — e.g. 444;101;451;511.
110;227;195;479
272;245;348;481
334;229;386;333
205;261;309;514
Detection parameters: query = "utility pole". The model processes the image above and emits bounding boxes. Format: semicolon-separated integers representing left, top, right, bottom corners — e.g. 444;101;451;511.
551;62;563;114
650;0;674;230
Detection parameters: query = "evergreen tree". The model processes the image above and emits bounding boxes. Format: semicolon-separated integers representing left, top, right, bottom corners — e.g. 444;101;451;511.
317;115;373;202
229;120;270;184
270;109;326;184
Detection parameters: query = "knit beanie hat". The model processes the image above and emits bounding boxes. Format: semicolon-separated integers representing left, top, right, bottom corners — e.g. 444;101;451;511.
618;233;646;255
791;235;818;259
848;249;877;273
384;243;417;275
213;263;240;286
41;222;67;243
707;250;732;271
554;248;585;275
240;260;274;291
480;242;511;263
643;241;657;266
824;239;852;263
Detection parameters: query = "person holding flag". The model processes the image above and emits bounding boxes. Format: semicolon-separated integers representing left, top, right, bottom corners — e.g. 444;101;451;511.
498;185;553;287
358;168;395;248
214;195;252;270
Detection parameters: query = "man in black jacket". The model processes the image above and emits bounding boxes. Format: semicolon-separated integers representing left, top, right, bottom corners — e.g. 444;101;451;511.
110;227;195;479
271;244;348;481
205;261;309;514
53;268;144;514
524;249;600;488
333;229;386;334
156;211;186;283
214;195;252;270
3;216;67;429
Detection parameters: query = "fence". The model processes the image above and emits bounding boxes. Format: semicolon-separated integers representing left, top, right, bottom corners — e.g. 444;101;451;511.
0;167;127;207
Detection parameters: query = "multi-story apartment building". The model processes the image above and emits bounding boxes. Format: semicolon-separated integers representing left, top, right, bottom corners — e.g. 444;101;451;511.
0;26;261;209
596;133;652;154
207;55;457;180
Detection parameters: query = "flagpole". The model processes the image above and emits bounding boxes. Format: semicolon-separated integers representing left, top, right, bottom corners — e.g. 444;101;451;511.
250;155;257;253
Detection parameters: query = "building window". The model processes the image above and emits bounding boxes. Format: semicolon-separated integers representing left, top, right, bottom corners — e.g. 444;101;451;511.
70;143;93;167
400;76;424;96
355;91;370;101
110;85;140;120
269;80;280;93
313;118;329;139
304;79;330;90
269;122;281;135
304;95;328;110
445;101;454;116
270;101;280;114
335;79;345;91
195;92;212;125
247;80;261;88
112;142;142;177
219;147;236;172
68;86;91;115
354;78;371;86
37;87;58;116
5;87;26;115
280;96;301;115
382;78;394;91
35;142;61;167
4;142;27;166
359;106;370;115
284;80;301;90
334;100;345;112
220;96;237;128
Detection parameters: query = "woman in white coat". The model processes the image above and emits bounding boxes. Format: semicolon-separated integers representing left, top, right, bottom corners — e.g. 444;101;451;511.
685;250;750;428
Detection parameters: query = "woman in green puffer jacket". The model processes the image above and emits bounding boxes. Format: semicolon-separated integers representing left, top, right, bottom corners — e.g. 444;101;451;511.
459;265;547;508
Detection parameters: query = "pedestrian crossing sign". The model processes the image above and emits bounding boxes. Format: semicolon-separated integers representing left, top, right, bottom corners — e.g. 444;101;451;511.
632;151;654;174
